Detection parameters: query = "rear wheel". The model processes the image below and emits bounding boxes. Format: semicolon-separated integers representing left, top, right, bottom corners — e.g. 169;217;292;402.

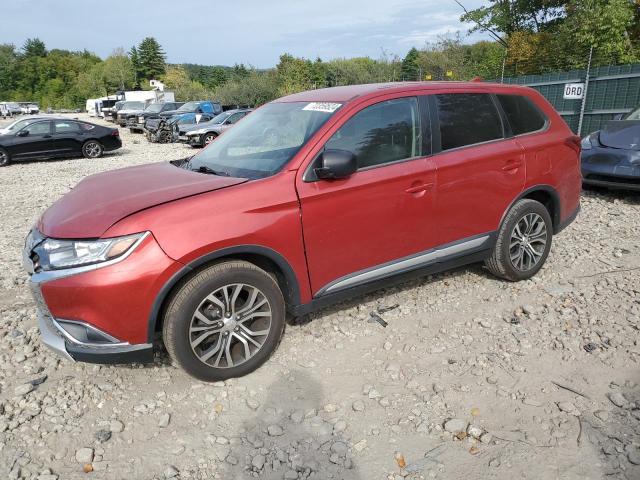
0;147;10;167
82;140;103;159
162;261;285;382
485;199;552;281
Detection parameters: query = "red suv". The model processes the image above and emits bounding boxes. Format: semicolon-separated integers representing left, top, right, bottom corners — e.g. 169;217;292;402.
23;82;581;381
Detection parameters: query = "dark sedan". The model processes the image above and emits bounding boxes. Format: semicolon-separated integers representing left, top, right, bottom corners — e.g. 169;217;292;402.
581;107;640;191
0;118;121;167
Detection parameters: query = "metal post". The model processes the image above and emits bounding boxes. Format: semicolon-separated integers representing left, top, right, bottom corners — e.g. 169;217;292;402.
577;45;593;136
500;51;506;83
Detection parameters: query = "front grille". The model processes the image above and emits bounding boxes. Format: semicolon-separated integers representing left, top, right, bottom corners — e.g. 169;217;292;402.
586;174;640;185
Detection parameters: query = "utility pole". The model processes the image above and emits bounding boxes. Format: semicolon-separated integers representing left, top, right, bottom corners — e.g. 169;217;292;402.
500;51;507;83
577;45;593;136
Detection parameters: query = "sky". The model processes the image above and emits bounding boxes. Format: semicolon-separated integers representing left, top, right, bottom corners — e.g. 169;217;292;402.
0;0;490;67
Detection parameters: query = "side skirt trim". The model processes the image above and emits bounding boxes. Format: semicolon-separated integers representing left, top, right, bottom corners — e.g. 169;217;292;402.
315;233;493;297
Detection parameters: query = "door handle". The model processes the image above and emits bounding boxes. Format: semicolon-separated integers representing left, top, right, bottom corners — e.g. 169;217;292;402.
502;159;523;171
405;182;434;194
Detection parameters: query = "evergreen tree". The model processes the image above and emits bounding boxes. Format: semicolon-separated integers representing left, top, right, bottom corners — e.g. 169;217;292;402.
128;46;141;87
136;37;166;81
401;47;420;80
22;38;46;57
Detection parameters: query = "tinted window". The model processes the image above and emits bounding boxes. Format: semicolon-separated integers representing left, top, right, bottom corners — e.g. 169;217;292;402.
226;113;244;124
436;94;503;150
497;95;547;135
325;97;421;169
54;120;80;133
23;121;50;135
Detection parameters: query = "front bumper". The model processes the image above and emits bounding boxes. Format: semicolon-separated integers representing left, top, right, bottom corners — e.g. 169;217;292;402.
23;230;179;364
178;134;202;146
581;147;640;190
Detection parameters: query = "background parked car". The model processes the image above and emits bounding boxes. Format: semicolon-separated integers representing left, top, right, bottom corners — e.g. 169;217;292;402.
145;112;216;143
178;108;253;147
6;103;22;116
116;101;146;126
156;100;222;121
127;102;184;133
581;105;640;191
0;118;121;167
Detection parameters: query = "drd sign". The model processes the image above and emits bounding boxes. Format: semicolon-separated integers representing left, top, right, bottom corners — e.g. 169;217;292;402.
563;83;585;99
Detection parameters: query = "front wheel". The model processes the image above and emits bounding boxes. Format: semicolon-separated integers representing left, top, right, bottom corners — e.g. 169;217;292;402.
485;199;553;281
202;132;217;146
82;140;104;159
0;147;10;167
162;261;286;382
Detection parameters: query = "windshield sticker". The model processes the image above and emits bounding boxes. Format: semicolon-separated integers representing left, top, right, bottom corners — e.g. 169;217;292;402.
302;102;342;113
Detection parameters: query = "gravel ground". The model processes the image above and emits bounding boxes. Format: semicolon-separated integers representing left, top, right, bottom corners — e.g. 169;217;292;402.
0;114;639;480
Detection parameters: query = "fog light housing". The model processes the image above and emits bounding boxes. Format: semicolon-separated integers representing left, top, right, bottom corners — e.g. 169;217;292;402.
54;319;125;346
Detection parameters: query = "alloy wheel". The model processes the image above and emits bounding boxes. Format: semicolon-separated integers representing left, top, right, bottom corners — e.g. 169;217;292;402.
0;150;8;166
189;283;272;368
204;134;216;145
84;142;101;158
509;212;548;271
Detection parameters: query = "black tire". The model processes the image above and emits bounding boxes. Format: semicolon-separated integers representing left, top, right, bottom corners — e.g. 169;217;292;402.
82;140;104;159
0;147;10;167
162;260;286;382
202;132;217;146
129;128;136;134
485;199;553;281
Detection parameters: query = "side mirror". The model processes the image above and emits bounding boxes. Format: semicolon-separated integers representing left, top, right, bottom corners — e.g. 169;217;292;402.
613;113;625;121
17;130;29;137
315;149;357;180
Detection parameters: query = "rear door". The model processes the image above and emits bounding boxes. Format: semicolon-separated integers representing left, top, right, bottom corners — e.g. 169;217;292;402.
296;95;438;296
8;121;53;159
429;92;525;245
52;120;83;155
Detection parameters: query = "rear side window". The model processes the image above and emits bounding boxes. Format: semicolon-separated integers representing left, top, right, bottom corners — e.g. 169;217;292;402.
54;120;79;133
435;93;503;151
325;97;421;169
497;95;547;135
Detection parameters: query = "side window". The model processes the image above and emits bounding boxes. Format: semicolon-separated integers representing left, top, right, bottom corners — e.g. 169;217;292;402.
497;94;547;135
22;121;50;136
54;121;80;133
325;97;421;169
226;113;243;124
435;94;503;151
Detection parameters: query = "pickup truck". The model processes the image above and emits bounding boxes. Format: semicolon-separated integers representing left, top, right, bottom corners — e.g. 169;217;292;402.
127;102;184;133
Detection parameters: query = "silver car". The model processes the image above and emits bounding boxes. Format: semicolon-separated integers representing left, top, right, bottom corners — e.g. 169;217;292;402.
178;109;252;147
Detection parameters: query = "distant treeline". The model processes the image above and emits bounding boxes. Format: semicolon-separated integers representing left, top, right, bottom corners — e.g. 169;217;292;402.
0;1;637;109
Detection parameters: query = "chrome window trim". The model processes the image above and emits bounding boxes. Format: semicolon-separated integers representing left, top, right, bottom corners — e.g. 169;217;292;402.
28;231;150;284
316;233;491;296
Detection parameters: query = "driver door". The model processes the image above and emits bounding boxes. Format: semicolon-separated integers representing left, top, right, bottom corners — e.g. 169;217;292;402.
9;121;53;159
296;96;438;296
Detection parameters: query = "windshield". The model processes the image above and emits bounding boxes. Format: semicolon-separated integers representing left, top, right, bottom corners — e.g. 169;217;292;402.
178;101;200;112
114;101;125;110
5;118;42;131
625;107;640;120
122;101;144;110
187;101;341;179
145;103;165;113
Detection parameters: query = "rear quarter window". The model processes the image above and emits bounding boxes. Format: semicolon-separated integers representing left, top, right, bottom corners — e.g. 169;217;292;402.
497;94;547;135
435;93;503;151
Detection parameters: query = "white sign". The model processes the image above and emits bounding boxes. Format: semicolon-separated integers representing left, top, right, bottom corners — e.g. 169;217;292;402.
563;83;585;99
303;102;342;113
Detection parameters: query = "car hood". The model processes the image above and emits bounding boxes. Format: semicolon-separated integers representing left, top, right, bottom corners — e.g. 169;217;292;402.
160;109;194;117
599;120;640;150
38;162;247;238
119;109;144;115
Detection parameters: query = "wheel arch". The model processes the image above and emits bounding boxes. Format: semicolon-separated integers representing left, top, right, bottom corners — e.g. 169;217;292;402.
147;245;302;342
501;185;560;232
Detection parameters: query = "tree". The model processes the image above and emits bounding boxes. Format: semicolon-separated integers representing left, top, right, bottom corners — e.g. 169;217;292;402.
128;46;141;86
22;38;46;57
103;48;135;91
137;37;166;81
0;44;18;98
401;47;420;80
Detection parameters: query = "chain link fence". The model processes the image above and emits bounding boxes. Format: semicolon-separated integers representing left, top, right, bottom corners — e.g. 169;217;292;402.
497;62;640;135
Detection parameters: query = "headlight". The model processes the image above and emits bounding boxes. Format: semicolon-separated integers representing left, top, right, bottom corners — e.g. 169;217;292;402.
33;232;147;271
188;129;206;136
